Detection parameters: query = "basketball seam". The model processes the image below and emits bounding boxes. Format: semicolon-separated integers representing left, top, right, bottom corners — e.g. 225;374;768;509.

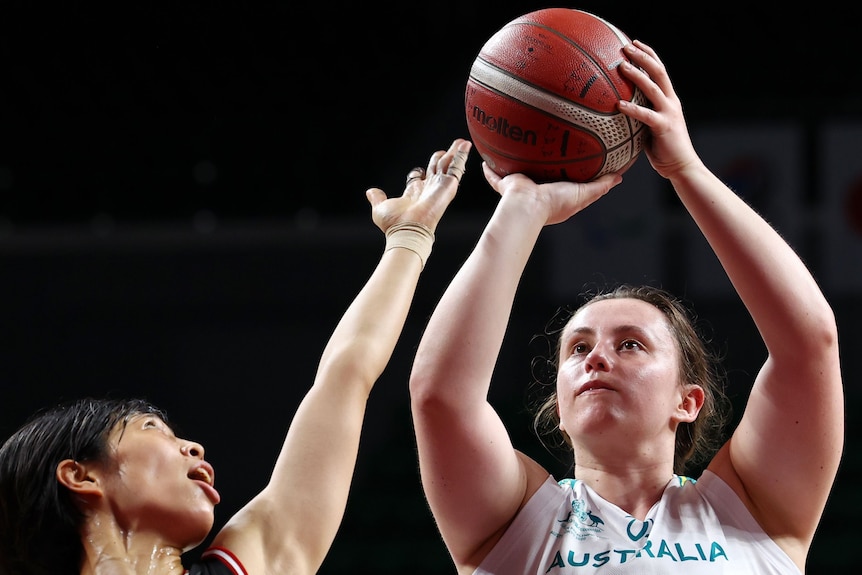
470;57;643;152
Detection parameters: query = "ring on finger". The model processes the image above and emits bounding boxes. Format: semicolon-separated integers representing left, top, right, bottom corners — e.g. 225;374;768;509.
405;166;426;185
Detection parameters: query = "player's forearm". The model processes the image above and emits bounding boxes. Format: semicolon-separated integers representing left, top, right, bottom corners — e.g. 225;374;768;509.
412;194;544;403
318;248;423;388
671;163;835;351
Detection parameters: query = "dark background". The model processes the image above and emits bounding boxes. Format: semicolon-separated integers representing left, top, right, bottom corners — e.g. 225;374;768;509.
1;2;859;573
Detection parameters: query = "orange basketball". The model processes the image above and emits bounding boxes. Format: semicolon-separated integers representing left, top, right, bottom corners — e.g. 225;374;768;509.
465;8;647;183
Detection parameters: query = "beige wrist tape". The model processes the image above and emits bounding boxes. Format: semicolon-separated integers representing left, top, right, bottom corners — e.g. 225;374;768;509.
384;221;435;269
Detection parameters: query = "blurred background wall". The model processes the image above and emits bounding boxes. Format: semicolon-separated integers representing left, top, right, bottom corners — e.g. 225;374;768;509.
1;2;858;572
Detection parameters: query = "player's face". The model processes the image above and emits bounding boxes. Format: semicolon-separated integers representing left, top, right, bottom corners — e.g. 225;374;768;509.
556;298;689;454
99;414;220;549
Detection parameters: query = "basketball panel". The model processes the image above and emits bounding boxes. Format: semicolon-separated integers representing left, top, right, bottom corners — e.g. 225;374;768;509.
478;23;629;114
465;82;609;182
510;8;635;101
465;82;607;160
470;138;608;184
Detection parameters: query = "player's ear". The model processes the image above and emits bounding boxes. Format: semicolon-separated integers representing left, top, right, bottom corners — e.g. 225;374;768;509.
56;459;104;498
677;384;705;423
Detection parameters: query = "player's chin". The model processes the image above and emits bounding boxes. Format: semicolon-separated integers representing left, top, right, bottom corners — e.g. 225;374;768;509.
183;528;215;553
179;510;217;551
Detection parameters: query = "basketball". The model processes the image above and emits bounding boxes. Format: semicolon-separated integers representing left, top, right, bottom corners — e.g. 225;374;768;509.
464;8;648;183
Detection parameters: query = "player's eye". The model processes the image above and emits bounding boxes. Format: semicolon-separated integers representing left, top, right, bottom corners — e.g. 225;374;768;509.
620;339;642;351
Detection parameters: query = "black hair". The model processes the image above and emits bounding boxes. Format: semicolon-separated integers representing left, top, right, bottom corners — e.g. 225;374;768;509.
0;397;167;575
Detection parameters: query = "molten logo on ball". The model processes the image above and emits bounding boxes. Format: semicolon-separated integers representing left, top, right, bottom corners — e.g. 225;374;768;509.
464;8;647;183
469;105;537;145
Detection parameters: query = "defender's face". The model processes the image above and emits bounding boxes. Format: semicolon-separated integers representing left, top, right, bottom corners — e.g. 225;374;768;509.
100;414;219;550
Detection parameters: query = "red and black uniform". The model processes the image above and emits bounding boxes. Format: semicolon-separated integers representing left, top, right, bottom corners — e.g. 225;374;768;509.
185;547;248;575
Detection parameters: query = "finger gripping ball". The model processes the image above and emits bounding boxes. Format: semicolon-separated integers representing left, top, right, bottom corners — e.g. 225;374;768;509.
465;8;647;183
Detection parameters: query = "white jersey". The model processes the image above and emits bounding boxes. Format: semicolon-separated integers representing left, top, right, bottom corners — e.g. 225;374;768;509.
474;470;800;574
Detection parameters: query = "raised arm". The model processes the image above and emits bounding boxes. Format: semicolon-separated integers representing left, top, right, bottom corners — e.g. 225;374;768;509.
409;162;620;568
209;139;471;575
618;41;843;568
